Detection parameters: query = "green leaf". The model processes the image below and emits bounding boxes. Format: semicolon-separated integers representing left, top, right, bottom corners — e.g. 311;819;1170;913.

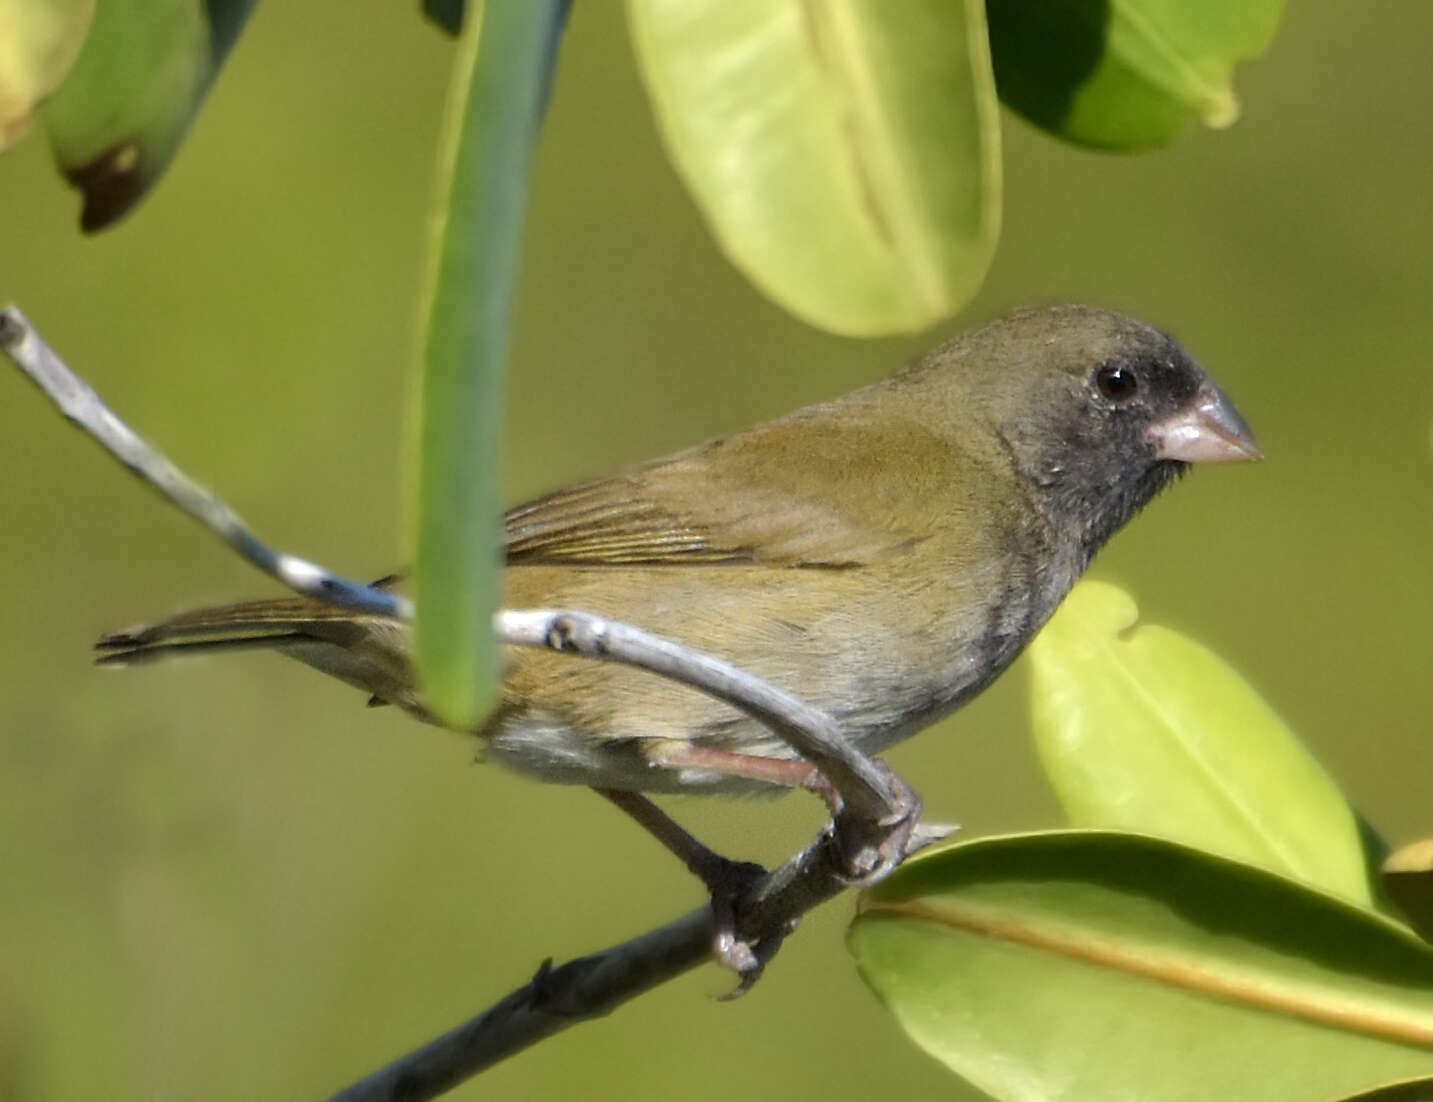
627;0;1001;336
1028;580;1371;905
849;832;1433;1102
410;0;563;730
0;0;94;150
986;0;1286;151
39;0;255;231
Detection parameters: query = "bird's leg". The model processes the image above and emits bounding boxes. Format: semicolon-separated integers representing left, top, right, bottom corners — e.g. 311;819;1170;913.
595;788;770;976
647;742;925;886
598;742;927;985
594;787;763;893
643;743;841;811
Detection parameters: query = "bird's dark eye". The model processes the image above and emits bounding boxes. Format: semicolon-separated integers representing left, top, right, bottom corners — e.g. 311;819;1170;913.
1095;364;1139;404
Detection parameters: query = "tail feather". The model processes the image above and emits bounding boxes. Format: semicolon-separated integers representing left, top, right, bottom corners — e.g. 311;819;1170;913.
96;597;355;651
96;632;310;666
95;598;421;714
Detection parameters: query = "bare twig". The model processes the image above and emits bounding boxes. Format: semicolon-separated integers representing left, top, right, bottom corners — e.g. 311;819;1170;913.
0;307;409;619
0;304;901;833
327;910;712;1102
501;611;900;832
328;820;954;1102
1;304;956;1100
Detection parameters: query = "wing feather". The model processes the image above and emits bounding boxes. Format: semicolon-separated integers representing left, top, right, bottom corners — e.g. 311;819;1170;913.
501;414;946;570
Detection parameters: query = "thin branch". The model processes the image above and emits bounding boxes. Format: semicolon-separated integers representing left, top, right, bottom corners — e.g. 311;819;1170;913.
328;820;954;1102
1;304;956;1100
500;610;898;829
327;910;713;1102
0;304;898;827
0;306;408;619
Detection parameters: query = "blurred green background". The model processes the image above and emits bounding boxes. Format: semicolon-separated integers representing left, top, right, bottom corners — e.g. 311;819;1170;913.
3;3;1432;1099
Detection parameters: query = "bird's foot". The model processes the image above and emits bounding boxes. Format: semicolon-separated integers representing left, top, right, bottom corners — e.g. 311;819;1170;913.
690;852;788;986
828;762;924;886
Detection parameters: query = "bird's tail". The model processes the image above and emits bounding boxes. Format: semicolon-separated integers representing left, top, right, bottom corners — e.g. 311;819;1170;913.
95;598;349;664
95;598;418;711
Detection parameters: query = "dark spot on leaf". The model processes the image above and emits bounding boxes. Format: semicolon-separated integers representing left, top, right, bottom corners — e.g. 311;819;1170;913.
422;0;465;35
65;141;148;233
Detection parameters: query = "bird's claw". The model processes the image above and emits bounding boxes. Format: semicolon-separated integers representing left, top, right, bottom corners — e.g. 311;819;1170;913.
696;855;772;978
697;854;802;995
715;916;796;1000
830;764;923;886
702;763;927;992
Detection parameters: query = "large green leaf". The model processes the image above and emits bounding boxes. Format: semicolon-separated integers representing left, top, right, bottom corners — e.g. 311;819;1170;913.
1028;581;1371;906
627;0;1001;336
986;0;1285;151
0;0;94;149
40;0;255;231
410;1;564;730
849;832;1433;1102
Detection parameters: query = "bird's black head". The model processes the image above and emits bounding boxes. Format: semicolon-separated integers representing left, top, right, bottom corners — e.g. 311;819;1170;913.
916;305;1260;565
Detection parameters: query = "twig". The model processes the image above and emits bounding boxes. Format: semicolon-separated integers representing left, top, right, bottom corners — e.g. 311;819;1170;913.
329;820;954;1102
327;911;713;1102
500;611;899;830
0;304;899;828
1;304;955;1099
0;306;408;619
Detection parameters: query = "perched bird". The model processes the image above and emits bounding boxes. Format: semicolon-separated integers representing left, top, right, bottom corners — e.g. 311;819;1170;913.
98;305;1257;880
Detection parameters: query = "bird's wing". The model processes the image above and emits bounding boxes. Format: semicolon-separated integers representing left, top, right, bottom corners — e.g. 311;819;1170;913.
502;420;943;570
502;473;751;565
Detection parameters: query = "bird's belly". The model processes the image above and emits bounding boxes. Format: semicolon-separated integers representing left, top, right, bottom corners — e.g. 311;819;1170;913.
483;601;1034;795
482;648;985;796
482;551;1056;794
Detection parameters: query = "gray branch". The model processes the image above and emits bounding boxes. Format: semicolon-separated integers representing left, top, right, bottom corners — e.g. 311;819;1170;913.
1;304;955;1101
0;306;409;619
329;819;953;1102
499;610;900;830
0;304;900;831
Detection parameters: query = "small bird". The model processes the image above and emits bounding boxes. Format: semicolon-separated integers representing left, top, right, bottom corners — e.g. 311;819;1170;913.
97;305;1257;894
